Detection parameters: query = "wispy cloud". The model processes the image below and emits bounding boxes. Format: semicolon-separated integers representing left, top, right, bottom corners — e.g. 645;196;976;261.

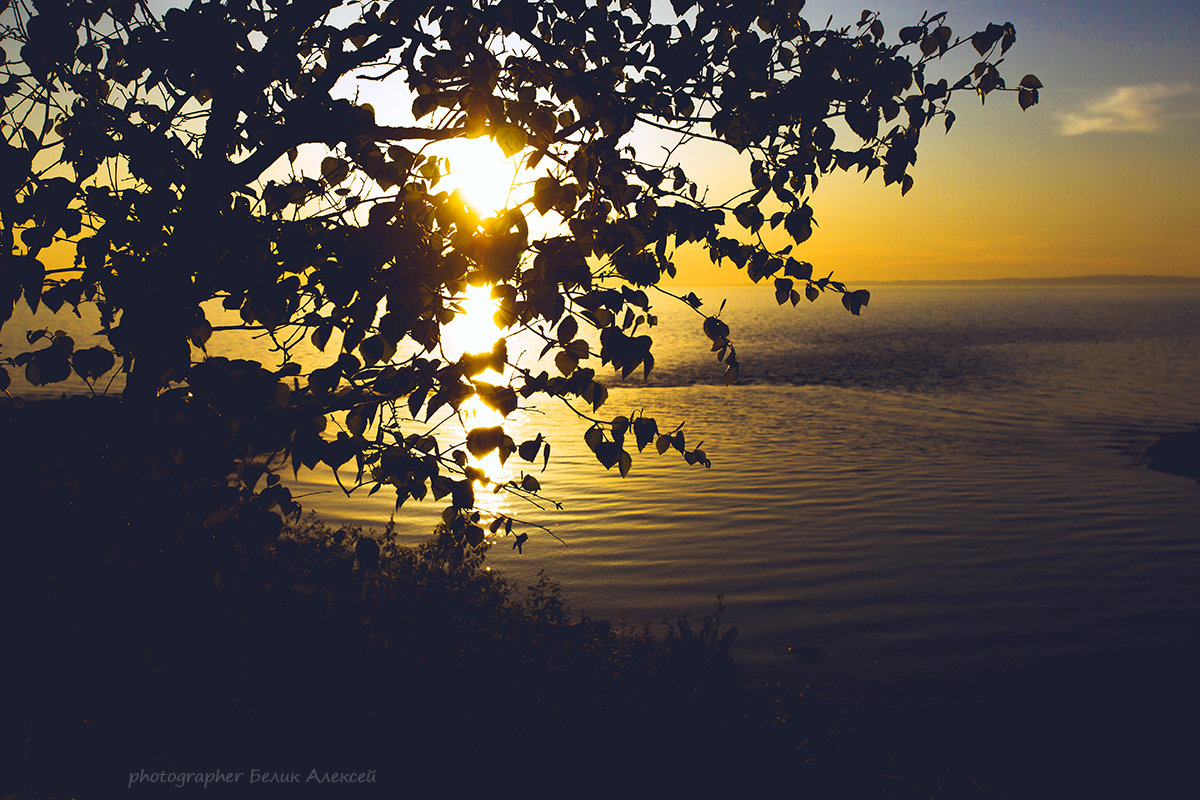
1058;83;1197;135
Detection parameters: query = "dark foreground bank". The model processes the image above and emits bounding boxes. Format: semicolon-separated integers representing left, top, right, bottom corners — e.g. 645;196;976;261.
2;397;1197;798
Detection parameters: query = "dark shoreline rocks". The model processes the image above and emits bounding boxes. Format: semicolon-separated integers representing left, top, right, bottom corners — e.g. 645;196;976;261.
1146;430;1200;482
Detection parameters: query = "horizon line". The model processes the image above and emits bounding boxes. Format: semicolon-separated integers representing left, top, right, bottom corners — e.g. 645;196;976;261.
672;274;1200;288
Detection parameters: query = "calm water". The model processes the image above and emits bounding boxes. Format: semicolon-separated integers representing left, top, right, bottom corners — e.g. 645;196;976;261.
8;284;1200;711
290;283;1200;708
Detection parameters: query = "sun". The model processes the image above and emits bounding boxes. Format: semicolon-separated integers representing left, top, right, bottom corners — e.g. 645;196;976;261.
436;136;521;218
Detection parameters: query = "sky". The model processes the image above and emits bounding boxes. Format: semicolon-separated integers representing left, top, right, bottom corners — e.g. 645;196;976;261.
671;0;1200;283
24;1;1197;285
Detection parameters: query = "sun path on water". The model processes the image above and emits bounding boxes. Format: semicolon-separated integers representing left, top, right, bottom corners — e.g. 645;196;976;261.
424;133;554;517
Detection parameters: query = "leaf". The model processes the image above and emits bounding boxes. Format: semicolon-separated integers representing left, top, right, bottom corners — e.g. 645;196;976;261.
566;338;590;359
430;475;453;500
557;315;578;343
733;202;764;233
554;349;578;376
520;474;540;492
320;157;350;186
1018;88;1039;111
774;278;793;305
633;417;657;451
412;93;438;119
584;424;603;453
594;442;622;470
518;435;542;462
322;435;358;470
971;28;998;55
452;479;475;509
189;319;213;350
346;407;369;437
532;176;560;215
784;259;813;280
845;104;879;141
494;125;528;158
702;316;730;342
1019;74;1043;89
480;385;518;417
407;382;430;418
841;289;870;316
582;380;608;411
13;256;45;313
311;324;332;351
70;346;115;381
499;434;518;465
784;205;815;245
466;425;504;457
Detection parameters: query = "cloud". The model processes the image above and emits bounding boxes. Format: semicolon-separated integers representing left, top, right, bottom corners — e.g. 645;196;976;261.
1058;83;1197;135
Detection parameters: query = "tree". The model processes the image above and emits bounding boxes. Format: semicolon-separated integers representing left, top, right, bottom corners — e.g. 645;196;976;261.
0;0;1039;548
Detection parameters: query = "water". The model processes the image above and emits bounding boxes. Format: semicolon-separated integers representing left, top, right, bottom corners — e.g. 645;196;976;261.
282;283;1200;710
7;284;1200;712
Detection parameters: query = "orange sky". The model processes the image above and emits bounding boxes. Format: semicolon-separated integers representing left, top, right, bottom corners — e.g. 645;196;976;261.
657;0;1200;284
29;1;1200;287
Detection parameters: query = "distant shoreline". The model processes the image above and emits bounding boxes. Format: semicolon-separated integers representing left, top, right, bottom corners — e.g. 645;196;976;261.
858;274;1200;287
679;274;1200;288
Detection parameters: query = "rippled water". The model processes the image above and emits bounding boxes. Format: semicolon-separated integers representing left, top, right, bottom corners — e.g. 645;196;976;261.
8;285;1200;713
276;285;1200;709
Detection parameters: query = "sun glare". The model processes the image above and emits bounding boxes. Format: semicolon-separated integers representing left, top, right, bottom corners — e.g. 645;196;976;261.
437;137;520;217
443;283;504;380
439;283;515;496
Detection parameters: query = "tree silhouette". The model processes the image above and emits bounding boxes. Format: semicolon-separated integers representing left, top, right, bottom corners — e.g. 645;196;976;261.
0;0;1039;547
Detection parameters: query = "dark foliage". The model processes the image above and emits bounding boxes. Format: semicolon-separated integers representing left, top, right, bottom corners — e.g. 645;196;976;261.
0;397;790;796
0;0;1038;546
0;396;1030;798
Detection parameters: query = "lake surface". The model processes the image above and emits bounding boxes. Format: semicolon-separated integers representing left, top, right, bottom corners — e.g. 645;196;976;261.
8;284;1200;721
276;284;1200;714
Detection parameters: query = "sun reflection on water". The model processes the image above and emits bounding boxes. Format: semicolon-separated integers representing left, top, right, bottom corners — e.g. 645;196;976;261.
440;283;515;515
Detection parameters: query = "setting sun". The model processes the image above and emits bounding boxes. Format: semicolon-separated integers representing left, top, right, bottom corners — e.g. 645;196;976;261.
436;136;522;217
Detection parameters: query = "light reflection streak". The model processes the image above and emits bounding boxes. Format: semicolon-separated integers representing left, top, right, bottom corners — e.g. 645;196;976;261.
439;283;515;517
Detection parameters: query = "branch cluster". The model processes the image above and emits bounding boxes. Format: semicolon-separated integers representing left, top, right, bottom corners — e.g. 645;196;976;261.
0;0;1039;549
